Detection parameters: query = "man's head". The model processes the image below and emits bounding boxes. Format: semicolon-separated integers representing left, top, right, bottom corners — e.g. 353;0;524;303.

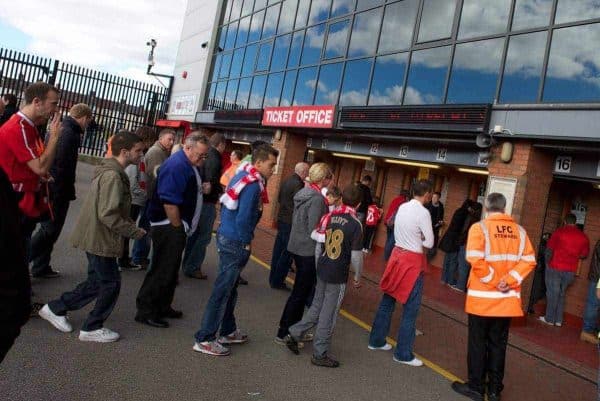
23;82;60;124
183;133;210;167
342;184;362;208
209;132;227;153
250;140;268;151
158;129;176;152
326;186;342;206
432;191;441;204
135;126;157;149
230;149;243;163
484;192;507;214
252;144;279;179
111;131;144;167
308;162;333;188
412;179;433;203
2;94;17;107
294;162;310;180
68;103;93;130
361;175;372;186
564;213;577;226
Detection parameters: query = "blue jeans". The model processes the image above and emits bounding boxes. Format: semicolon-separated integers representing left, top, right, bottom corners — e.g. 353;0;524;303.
369;273;424;361
544;267;575;324
132;202;151;265
456;245;470;291
182;203;216;276
384;227;395;262
194;235;250;342
269;221;292;287
583;280;599;333
442;251;458;286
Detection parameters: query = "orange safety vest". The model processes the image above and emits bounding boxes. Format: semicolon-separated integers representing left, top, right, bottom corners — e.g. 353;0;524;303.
465;213;536;317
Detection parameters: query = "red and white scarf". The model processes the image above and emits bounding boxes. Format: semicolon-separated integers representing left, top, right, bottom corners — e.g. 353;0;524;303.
220;163;268;210
311;205;357;243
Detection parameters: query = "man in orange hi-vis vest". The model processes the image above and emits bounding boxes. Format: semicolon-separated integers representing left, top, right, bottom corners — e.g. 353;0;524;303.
452;192;536;401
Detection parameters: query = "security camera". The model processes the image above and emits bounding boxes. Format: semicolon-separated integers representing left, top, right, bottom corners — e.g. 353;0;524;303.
201;41;208;48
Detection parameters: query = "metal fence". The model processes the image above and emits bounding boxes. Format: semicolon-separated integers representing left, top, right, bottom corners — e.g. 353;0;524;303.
0;48;169;156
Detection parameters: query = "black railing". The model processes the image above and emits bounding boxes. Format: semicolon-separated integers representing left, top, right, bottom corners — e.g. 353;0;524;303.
205;97;247;111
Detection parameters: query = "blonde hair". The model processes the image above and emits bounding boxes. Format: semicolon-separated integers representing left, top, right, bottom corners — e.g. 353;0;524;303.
69;103;92;119
307;162;332;184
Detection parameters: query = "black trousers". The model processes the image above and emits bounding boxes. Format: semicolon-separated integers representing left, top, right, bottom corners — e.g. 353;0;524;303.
277;254;316;338
136;225;186;319
118;204;141;266
363;226;377;250
30;197;71;275
467;314;511;395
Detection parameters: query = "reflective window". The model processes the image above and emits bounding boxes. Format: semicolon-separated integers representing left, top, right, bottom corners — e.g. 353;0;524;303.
447;38;504;103
301;24;326;65
315;62;344;104
249;74;267;108
242;44;258;75
296;0;311;28
280;69;298;105
544;24;600;102
271;34;292;71
369;52;408;105
224;0;233;23
211;54;223;81
225;79;239;104
325;20;350;59
293;67;318;105
248;10;265;43
254;0;267;10
242;0;254;16
264;72;285;106
555;0;600;24
215;81;227;105
224;21;238;50
218;26;228;50
236;16;251;47
262;4;281;39
512;0;552;30
500;32;546;103
230;48;245;78
257;41;273;71
340;58;372;105
458;0;511;39
219;52;233;78
331;0;355;18
236;77;252;107
207;82;217;104
309;0;332;24
417;0;457;43
230;0;243;21
348;8;383;57
288;31;304;67
278;0;298;34
378;0;419;54
405;46;451;104
356;0;383;11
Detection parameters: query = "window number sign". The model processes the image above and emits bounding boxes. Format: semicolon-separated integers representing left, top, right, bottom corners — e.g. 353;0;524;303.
321;139;328;149
399;146;409;158
554;156;572;174
436;148;447;161
306;137;313;147
344;141;352;151
370;143;380;154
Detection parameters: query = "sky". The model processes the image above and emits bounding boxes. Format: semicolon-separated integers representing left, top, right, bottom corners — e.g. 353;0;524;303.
0;0;187;84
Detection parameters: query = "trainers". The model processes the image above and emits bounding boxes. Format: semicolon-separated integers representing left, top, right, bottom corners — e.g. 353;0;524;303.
218;329;248;344
274;336;304;348
193;340;230;356
284;334;300;355
311;354;340;368
555;322;562;327
368;343;392;351
79;328;120;343
538;316;554;326
393;356;423;367
580;331;599;344
300;333;314;342
120;262;143;271
39;304;73;333
451;381;484;401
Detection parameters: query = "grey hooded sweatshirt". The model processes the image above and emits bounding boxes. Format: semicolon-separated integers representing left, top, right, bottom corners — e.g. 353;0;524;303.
287;187;328;257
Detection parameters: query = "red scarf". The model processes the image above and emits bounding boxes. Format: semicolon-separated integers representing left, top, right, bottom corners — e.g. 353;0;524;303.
311;205;357;243
138;158;146;191
220;163;268;210
309;182;329;206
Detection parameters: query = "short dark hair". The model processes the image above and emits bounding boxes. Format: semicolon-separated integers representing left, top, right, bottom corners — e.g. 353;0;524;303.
134;126;156;143
342;184;361;207
564;213;577;225
24;82;59;104
250;140;268;150
209;132;226;147
111;131;143;155
3;94;17;106
412;179;432;197
327;186;342;199
362;175;372;183
252;143;279;163
231;149;243;160
433;191;441;197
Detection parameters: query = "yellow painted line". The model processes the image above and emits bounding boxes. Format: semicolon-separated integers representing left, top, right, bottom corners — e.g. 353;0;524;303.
249;253;462;383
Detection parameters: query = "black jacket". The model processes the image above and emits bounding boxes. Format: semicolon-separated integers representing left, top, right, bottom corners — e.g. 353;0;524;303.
357;183;373;214
49;116;82;201
0;104;17;127
277;173;304;225
202;146;224;204
439;200;471;253
588;240;600;283
425;201;445;228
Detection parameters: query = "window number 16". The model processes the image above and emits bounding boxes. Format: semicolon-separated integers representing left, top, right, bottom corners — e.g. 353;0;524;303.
554;156;572;174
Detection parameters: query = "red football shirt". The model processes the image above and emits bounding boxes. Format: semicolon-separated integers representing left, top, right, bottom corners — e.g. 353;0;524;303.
547;225;590;272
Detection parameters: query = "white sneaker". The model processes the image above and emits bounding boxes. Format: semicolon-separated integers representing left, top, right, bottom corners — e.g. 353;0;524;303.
79;328;120;343
368;343;392;351
555;322;562;327
39;304;73;333
538;316;554;326
393;356;423;367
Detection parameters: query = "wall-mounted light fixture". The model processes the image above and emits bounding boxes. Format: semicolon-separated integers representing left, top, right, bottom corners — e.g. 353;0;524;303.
232;140;250;145
332;152;373;161
457;167;489;175
384;159;440;169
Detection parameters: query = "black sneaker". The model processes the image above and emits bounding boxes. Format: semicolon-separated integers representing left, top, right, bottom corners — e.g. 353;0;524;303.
311;355;340;368
487;392;501;401
120;262;143;271
270;283;291;291
284;335;300;355
451;382;484;401
32;268;60;278
30;302;44;317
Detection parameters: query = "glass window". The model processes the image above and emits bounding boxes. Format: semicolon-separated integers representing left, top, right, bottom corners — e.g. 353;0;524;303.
280;69;298;105
293;67;318;105
288;31;304;67
315;62;344;104
248;10;265;43
296;0;311;28
331;0;355;18
404;46;451;104
225;79;239;104
223;0;233;23
218;26;228;50
348;8;383;57
447;38;504;103
230;48;244;78
458;0;511;39
210;54;223;81
340;58;373;105
378;0;418;54
236;77;252;108
224;21;238;50
242;44;258;75
207;82;217;105
219;52;233;78
271;34;292;71
325;19;350;59
544;24;600;102
256;41;273;71
215;81;227;105
249;75;267;108
555;0;600;25
301;24;326;66
369;52;408;105
309;0;332;24
278;0;298;34
417;0;457;43
500;32;546;103
230;0;243;21
511;0;552;30
262;4;281;39
356;0;383;11
254;0;267;10
236;16;251;47
241;0;254;16
264;72;285;106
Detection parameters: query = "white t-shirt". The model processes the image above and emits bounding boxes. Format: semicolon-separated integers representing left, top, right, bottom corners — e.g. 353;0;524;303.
394;199;435;253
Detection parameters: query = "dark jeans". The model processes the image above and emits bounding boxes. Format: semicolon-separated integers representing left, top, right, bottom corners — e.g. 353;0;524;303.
194;235;250;342
583;280;599;333
369;273;424;361
30;197;71;275
544;267;575;324
384;227;395;261
182;203;216;276
118;204;141;266
442;251;459;286
48;253;121;331
20;214;37;265
456;245;470;291
132;202;151;265
269;221;293;287
467;314;511;395
363;226;377;250
136;225;186;319
277;254;317;338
